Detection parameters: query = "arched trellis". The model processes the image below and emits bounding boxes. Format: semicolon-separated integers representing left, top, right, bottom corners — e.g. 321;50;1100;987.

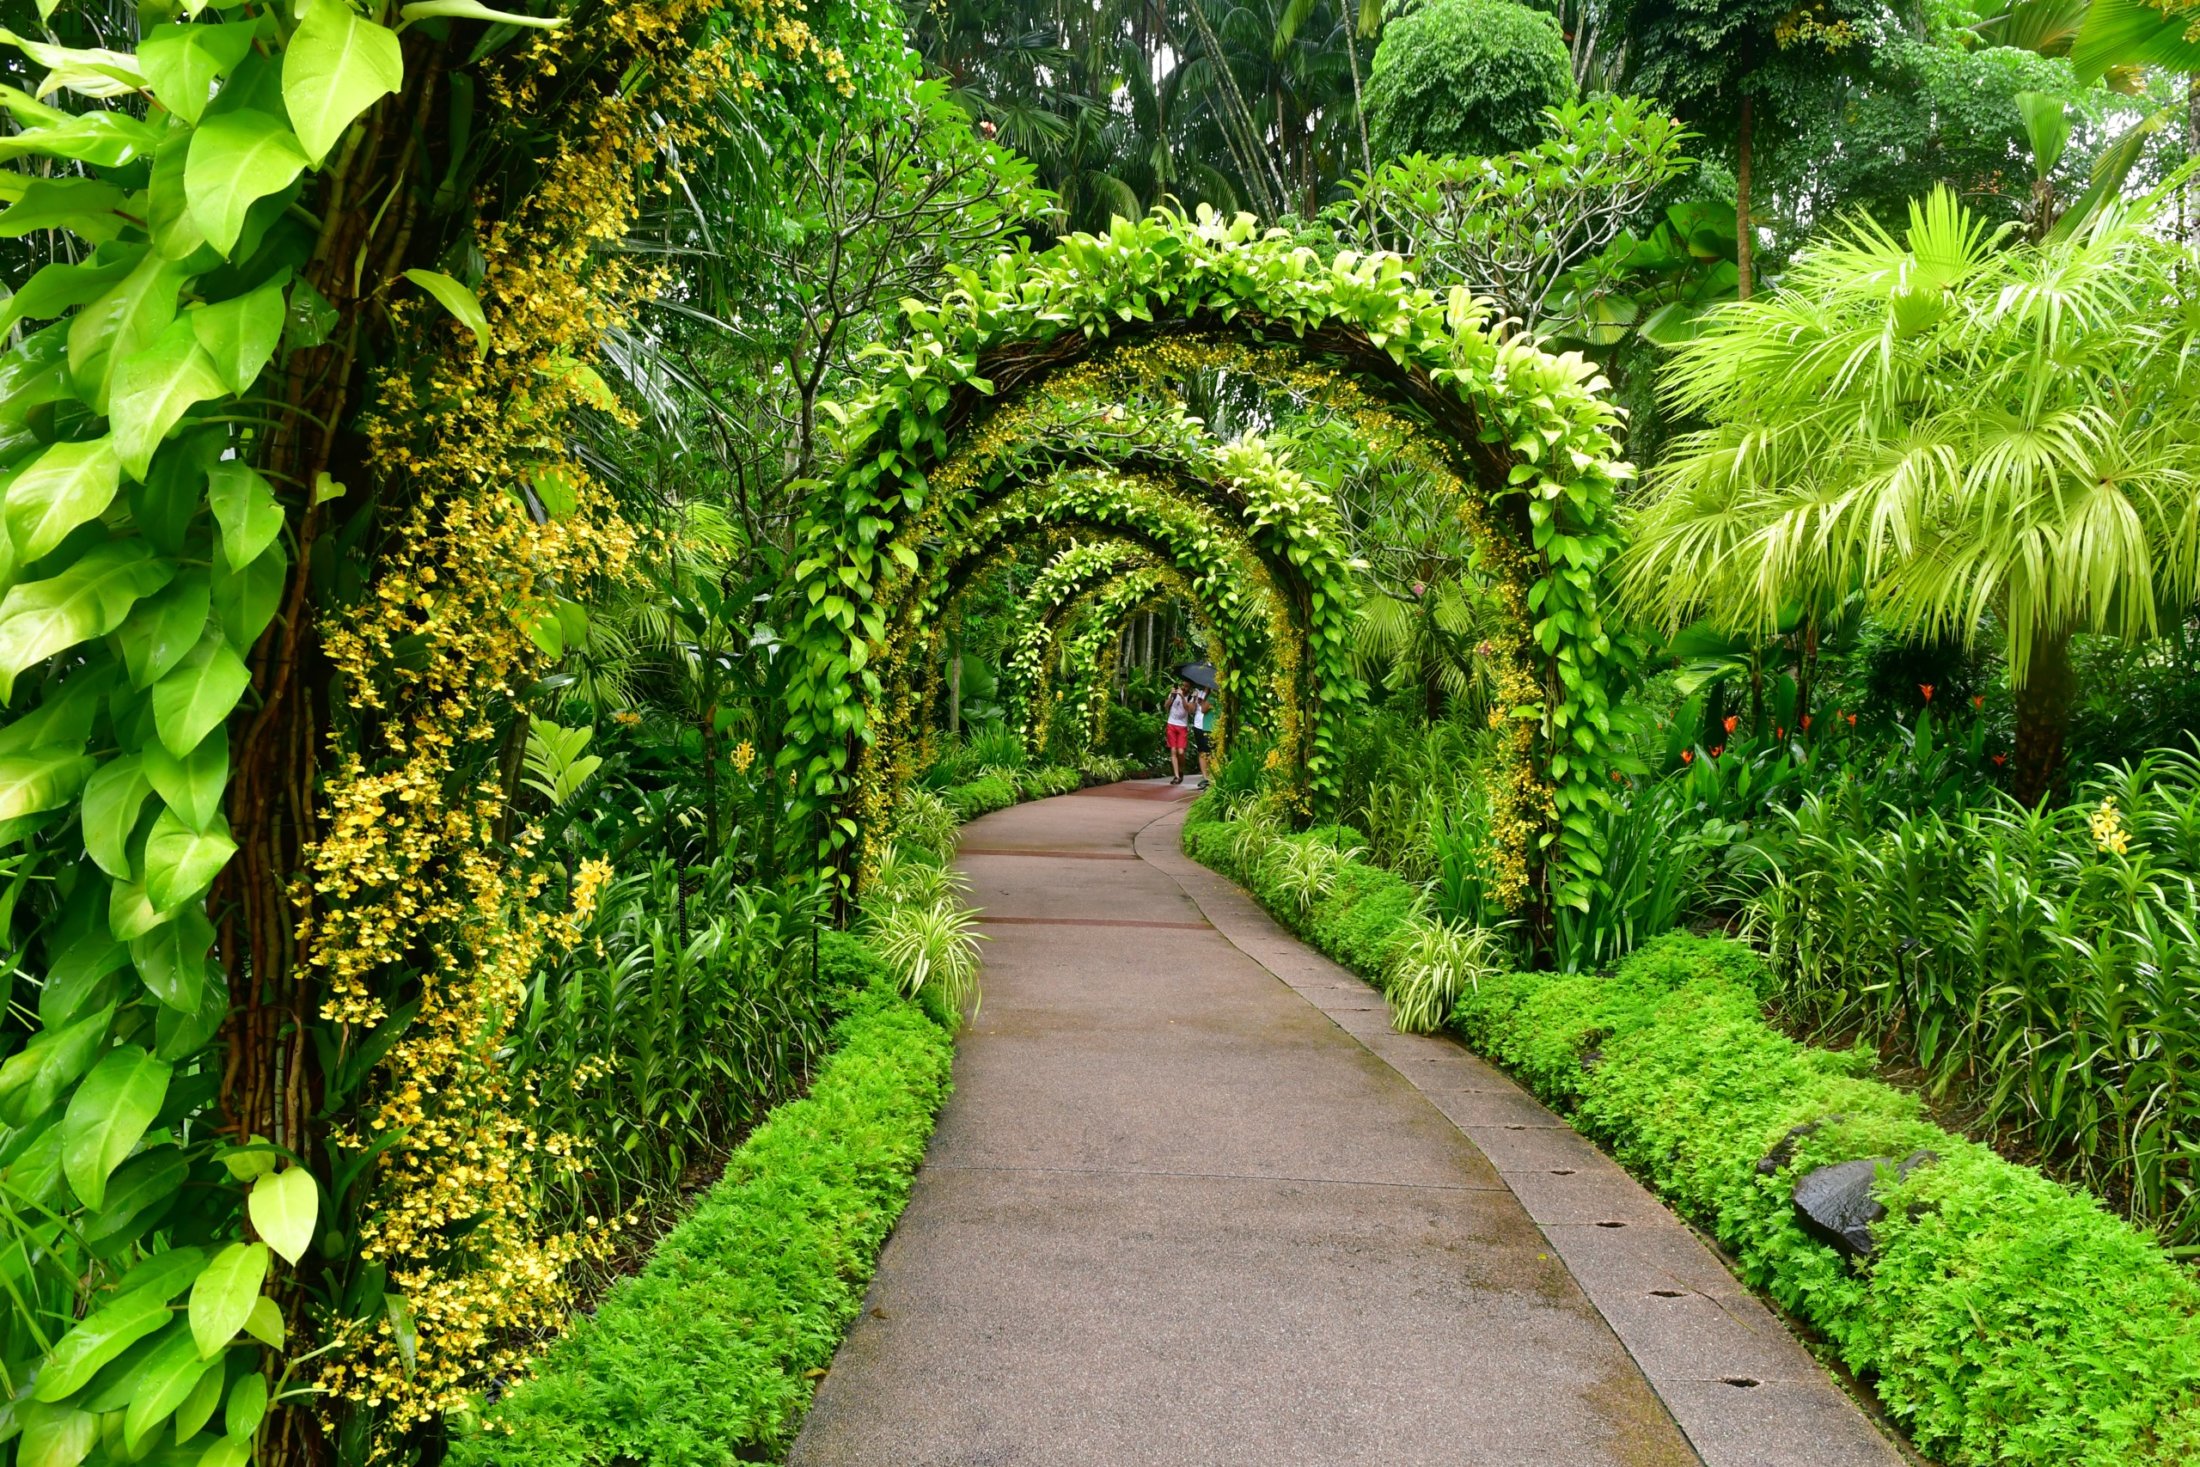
1019;559;1229;756
856;465;1352;864
1050;567;1209;751
785;208;1630;916
1005;541;1245;757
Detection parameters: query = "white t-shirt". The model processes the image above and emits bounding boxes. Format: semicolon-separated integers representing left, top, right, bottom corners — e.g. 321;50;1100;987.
1165;690;1193;727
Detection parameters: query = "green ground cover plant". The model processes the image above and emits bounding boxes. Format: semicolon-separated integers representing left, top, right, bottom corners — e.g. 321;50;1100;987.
1184;797;2200;1465
447;952;955;1467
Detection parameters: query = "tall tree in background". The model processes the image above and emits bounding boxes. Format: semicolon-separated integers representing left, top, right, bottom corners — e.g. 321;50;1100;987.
1609;0;1897;295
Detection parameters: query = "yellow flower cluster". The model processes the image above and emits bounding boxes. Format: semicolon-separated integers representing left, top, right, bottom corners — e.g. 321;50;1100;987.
2091;797;2132;857
294;0;837;1446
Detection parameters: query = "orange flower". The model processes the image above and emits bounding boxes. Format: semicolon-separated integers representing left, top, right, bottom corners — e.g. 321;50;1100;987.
1992;754;2007;766
1801;715;1812;730
1775;726;1785;739
1711;744;1725;758
1920;683;1935;702
1681;749;1694;764
1972;694;1985;709
1846;712;1858;726
1611;770;1623;781
1723;714;1739;734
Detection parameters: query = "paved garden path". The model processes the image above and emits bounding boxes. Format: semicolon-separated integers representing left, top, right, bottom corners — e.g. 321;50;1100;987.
790;782;1908;1467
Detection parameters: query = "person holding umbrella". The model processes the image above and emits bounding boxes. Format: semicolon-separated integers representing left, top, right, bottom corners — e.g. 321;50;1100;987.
1178;662;1219;787
1163;676;1197;784
1177;663;1219;788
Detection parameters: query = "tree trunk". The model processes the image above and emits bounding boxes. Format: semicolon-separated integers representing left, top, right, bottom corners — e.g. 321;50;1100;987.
1735;94;1755;301
948;645;962;737
2012;627;2075;809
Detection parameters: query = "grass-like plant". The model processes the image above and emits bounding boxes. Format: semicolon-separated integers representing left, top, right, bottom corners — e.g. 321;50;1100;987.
1385;916;1512;1034
865;896;987;1024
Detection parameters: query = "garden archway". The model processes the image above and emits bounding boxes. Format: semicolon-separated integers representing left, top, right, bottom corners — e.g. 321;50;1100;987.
1004;541;1243;757
856;464;1350;864
786;208;1631;914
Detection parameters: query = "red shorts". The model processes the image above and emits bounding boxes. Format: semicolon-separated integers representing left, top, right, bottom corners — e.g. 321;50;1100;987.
1165;723;1189;752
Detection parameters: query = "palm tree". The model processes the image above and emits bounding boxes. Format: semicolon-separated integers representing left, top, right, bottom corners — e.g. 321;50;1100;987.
1620;186;2200;805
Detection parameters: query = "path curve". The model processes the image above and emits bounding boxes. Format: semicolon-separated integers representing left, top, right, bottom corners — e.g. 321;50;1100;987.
790;782;1906;1467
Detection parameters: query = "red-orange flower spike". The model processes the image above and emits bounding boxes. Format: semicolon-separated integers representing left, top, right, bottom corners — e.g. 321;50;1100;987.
1973;694;1985;709
1723;714;1739;734
1711;744;1725;757
1992;754;2007;766
1846;712;1858;726
1681;749;1694;764
1801;715;1812;730
1921;683;1935;702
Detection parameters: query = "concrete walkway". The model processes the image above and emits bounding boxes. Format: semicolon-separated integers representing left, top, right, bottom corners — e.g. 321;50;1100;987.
790;782;1907;1467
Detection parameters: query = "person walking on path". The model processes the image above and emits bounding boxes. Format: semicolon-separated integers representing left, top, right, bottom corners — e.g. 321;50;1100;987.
1191;687;1216;788
1164;679;1195;784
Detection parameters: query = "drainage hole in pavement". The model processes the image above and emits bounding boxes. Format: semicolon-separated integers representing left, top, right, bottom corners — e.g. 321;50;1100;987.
1594;1220;1627;1229
1722;1377;1761;1389
1550;1168;1576;1176
1648;1289;1685;1298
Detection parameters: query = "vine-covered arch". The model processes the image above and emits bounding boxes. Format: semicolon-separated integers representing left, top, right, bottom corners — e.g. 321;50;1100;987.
787;208;1630;912
1049;566;1207;751
853;464;1354;863
1005;541;1242;757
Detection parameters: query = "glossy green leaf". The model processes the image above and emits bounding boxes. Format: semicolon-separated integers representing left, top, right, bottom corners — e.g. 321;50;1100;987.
189;1243;268;1359
138;20;259;126
151;633;250;756
0;1003;112;1128
148;135;209;261
16;1402;97;1467
79;755;152;877
398;0;564;26
0;541;171;688
41;935;128;1024
185;109;310;257
110;317;230;481
120;571;213;691
283;0;404;164
192;272;290;394
248;1166;317;1265
62;1044;171;1209
143;806;236;911
84;1144;188;1244
403;269;490;357
0;251;137;337
34;1280;172;1401
110;878;169;942
242;1293;284;1348
66;250;188;413
0;177;124;240
174;1351;227;1439
4;437;121;562
123;1322;209;1449
0;747;94;822
144;725;228;831
207;462;283;567
223;1369;267;1438
201;1437;253;1467
214;538;286;649
130;900;214;1010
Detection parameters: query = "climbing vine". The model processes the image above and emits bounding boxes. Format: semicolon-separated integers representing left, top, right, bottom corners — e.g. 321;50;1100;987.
783;208;1631;916
0;0;850;1459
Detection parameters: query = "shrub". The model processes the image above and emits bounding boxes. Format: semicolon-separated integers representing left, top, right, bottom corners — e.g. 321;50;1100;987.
1454;936;2200;1467
451;981;954;1467
1364;0;1572;165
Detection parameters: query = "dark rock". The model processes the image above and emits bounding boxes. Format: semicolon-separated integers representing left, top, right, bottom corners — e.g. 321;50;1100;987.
1791;1149;1940;1261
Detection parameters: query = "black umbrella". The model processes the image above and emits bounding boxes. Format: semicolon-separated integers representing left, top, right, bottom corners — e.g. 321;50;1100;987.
1177;663;1218;690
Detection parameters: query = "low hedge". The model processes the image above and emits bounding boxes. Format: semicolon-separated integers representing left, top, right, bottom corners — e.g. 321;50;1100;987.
1183;808;2200;1466
938;762;1089;821
450;937;955;1466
